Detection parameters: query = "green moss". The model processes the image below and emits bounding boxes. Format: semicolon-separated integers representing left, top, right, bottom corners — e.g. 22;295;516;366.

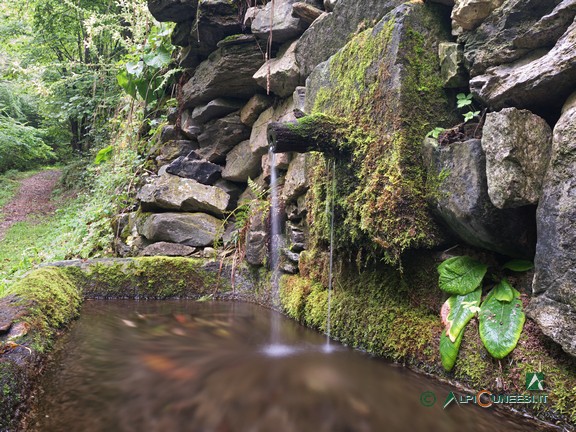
5;267;82;351
61;257;229;299
307;3;454;267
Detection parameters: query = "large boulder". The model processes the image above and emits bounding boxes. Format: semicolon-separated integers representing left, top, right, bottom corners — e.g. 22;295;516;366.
482;108;553;208
251;0;307;43
140;212;221;247
295;0;404;78
425;139;536;258
528;92;576;357
137;174;229;216
221;140;262;183
197;112;251;163
166;156;223;185
181;35;265;108
147;0;197;22
462;1;576;110
254;40;301;97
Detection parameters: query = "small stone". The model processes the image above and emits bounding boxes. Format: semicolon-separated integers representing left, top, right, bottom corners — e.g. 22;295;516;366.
166;156;223;185
197;112;251;163
240;94;274;126
221;140;262;183
192;98;244;124
181;110;204;139
251;0;307;43
254;40;301;97
438;42;468;88
140;242;196;257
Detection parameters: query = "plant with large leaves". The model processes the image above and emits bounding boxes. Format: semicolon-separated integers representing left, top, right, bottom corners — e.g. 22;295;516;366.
437;256;530;371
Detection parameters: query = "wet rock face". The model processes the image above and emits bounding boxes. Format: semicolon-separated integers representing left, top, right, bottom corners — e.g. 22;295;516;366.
528;92;576;357
425;139;536;258
147;0;198;22
482;108;553;209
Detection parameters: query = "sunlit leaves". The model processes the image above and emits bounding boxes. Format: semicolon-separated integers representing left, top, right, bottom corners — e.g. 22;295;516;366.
502;259;534;272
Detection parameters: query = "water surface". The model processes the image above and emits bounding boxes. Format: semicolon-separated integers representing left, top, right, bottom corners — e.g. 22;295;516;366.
29;300;555;432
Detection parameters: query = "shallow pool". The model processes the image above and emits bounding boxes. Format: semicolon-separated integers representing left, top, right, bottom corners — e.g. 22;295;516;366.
27;300;555;431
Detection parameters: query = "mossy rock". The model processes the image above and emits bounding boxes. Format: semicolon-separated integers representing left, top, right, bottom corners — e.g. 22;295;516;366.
304;2;457;266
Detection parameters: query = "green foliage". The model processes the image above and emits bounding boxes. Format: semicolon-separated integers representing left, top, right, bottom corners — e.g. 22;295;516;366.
438;256;487;295
456;93;480;123
94;145;114;165
502;259;534;272
426;127;445;139
442;288;481;342
479;282;525;359
437;256;529;369
440;329;463;372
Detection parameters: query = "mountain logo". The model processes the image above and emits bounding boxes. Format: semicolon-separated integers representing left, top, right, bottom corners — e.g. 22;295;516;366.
443;392;459;409
526;372;545;391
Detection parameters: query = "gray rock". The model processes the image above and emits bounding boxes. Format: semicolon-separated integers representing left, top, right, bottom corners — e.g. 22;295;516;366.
181;35;266;108
166;156;223;185
140;242;196;256
460;0;575;76
179;0;243;69
251;0;307;43
147;0;197;22
482;108;552;208
160;125;185;143
171;20;193;46
243;6;259;27
292;2;325;24
470;17;576;110
245;230;268;266
140;212;221;247
137;174;229;216
240;94;274;126
167;107;179;124
425;138;536;258
261;151;291;183
280;248;300;273
254;40;301;97
438;42;468;88
197;112;251;163
192;98;244;124
286;194;307;221
323;0;338;12
287;222;306;252
155;140;199;166
451;0;504;34
293;86;307;112
214;178;245;210
282;153;310;203
295;0;404;78
181;109;203;139
529;92;576;357
250;98;296;157
221;140;262;182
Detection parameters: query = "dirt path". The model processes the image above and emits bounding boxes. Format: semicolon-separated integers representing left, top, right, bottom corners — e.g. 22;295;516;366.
0;170;62;240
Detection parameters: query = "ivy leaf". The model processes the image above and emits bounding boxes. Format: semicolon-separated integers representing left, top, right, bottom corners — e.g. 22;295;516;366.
440;329;463;372
492;279;514;303
441;288;481;342
438;256;488;295
479;286;525;359
502;259;534;272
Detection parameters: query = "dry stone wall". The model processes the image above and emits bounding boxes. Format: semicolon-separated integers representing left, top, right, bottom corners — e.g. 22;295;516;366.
135;0;576;356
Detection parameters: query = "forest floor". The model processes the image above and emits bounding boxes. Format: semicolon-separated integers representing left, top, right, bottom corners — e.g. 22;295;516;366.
0;169;61;241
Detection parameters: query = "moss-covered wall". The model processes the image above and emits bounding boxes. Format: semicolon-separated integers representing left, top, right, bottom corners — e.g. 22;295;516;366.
279;254;576;426
305;2;455;267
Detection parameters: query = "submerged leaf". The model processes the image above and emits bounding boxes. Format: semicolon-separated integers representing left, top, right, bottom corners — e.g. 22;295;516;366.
440;329;463;372
442;288;481;342
438;256;487;295
502;259;534;272
479;286;525;359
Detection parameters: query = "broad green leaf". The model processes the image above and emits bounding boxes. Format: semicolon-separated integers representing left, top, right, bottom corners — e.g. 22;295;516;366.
116;70;137;98
442;288;481;342
126;61;144;77
440;329;463;372
479;286;525;359
143;46;172;68
492;279;514;303
502;259;534;272
438;256;488;295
